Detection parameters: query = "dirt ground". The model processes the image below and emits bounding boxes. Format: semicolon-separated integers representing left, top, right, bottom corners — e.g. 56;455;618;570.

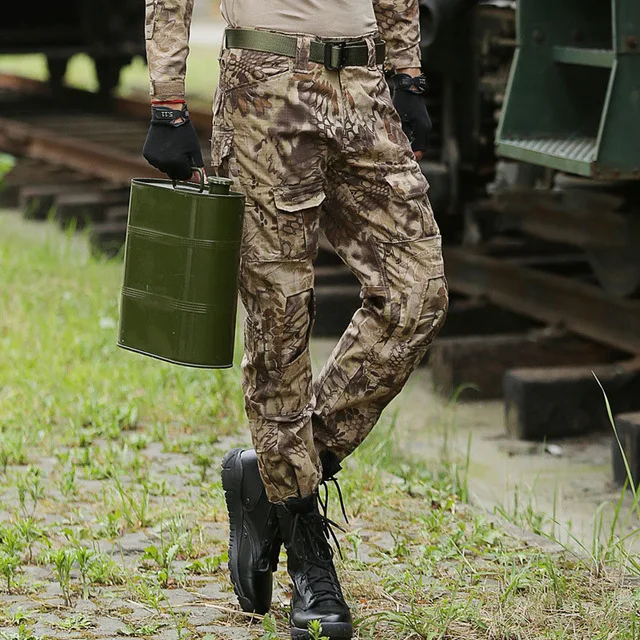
310;337;636;549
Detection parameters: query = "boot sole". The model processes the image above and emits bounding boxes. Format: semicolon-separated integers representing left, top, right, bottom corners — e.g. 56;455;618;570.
221;447;256;614
291;622;353;639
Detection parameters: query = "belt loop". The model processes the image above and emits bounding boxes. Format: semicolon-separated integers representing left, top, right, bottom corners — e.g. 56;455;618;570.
365;36;377;70
295;35;311;72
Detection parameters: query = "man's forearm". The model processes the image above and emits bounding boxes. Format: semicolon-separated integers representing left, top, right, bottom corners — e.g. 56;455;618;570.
372;0;421;73
145;0;195;101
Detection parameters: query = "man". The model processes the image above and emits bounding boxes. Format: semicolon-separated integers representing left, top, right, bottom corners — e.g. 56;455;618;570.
142;1;448;638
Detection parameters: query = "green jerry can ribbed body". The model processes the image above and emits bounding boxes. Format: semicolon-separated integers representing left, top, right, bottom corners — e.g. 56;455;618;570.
118;175;245;368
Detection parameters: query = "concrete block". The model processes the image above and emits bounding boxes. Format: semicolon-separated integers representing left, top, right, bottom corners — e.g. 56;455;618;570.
504;361;640;439
612;412;640;488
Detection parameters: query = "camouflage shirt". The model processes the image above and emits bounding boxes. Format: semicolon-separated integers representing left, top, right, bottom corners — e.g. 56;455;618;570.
146;0;421;100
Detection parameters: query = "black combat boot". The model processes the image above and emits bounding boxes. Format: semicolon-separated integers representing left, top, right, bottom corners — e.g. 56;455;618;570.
221;448;282;614
277;494;352;640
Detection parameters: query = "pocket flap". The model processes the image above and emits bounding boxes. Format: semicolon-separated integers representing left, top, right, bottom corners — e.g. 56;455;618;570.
384;166;429;199
273;185;326;213
211;127;233;167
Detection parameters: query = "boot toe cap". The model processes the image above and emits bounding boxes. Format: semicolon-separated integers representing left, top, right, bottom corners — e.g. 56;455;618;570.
291;605;352;628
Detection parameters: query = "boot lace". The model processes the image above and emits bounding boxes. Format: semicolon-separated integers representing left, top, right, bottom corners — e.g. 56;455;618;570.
291;510;345;604
290;477;349;605
319;475;349;526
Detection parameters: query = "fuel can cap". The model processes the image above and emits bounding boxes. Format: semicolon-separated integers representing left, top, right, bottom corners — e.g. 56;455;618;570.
207;176;234;195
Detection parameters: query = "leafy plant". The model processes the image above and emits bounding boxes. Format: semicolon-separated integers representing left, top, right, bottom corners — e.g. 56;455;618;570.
113;476;152;528
0;623;43;640
15;467;44;516
0;526;24;595
307;620;329;640
345;530;363;562
260;614;279;640
73;546;94;598
2;607;32;626
118;621;164;637
14;519;45;563
186;553;225;575
48;548;75;606
87;553;126;586
58;464;77;497
51;613;95;630
193;449;213;482
142;543;179;588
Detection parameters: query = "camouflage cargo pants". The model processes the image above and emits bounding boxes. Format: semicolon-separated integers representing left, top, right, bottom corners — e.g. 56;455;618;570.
211;35;448;503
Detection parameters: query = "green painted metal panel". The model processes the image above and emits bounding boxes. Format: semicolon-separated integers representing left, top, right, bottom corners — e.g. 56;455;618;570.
118;177;245;368
497;0;640;178
597;58;640;178
552;46;614;68
613;0;640;54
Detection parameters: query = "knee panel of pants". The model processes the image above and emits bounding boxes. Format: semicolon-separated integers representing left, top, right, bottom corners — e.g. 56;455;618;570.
241;261;315;370
245;288;315;371
415;275;449;341
240;261;316;420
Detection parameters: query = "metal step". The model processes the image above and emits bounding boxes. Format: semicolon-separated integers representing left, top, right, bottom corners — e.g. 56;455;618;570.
497;136;597;176
553;46;614;68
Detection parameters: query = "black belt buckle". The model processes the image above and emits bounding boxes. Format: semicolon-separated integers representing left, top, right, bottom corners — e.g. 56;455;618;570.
324;41;346;71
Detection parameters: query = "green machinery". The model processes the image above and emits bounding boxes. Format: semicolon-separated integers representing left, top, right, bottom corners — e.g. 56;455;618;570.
497;0;640;179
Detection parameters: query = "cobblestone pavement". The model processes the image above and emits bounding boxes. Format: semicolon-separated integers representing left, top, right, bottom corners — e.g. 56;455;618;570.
0;428;418;640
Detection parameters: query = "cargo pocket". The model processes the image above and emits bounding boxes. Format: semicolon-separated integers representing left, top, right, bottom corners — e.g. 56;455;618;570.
210;126;235;178
273;185;325;260
144;0;156;39
381;234;445;286
384;165;438;239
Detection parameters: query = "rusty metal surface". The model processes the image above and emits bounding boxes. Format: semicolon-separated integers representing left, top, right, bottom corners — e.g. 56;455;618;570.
0;73;212;134
443;246;640;354
0;116;159;185
0;73;213;185
485;190;631;247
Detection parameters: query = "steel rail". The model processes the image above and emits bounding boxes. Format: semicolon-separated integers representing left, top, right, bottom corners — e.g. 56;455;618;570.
0;73;212;133
0;116;161;185
0;73;212;184
443;247;640;354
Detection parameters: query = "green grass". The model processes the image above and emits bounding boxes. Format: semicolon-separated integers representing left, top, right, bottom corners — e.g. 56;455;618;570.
0;215;244;456
1;210;640;638
0;48;219;108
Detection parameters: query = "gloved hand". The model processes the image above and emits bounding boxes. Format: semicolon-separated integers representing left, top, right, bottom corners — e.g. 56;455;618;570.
390;73;432;155
142;104;204;181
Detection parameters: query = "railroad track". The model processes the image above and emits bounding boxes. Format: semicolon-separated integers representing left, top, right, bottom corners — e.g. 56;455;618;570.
0;74;214;252
2;73;640;453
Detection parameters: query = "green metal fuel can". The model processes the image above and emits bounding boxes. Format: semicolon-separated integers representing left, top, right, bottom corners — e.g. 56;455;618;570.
118;171;245;368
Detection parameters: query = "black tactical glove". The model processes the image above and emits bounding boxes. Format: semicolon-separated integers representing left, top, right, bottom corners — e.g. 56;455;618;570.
142;104;204;181
390;73;432;153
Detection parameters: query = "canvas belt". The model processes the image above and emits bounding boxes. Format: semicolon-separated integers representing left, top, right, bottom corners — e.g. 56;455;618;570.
224;28;386;71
